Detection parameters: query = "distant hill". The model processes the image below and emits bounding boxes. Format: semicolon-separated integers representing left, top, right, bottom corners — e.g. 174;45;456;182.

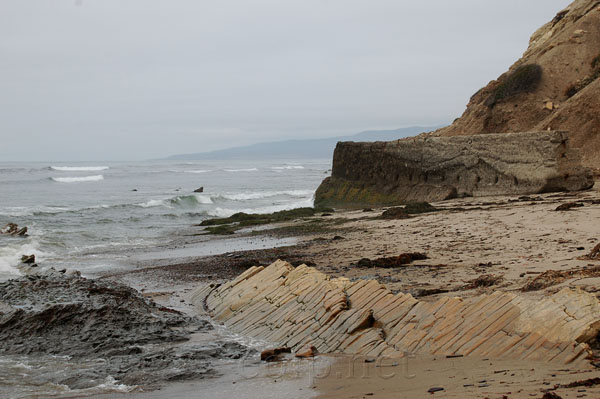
166;126;442;160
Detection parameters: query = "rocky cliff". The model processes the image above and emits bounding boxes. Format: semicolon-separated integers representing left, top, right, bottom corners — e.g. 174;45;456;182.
192;260;600;367
314;131;593;208
435;0;600;171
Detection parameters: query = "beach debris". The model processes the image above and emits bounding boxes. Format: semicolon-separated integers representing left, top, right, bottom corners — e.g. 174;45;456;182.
427;387;445;393
555;202;584;211
559;377;600;388
194;186;204;193
522;266;600;291
20;254;35;264
381;202;438;220
403;202;438;214
542;393;563;399
260;347;291;362
464;274;503;289
381;207;409;219
580;243;600;260
295;344;318;358
1;223;28;236
355;253;428;268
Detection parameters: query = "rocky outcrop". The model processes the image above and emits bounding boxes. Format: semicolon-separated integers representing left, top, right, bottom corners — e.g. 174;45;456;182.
1;223;28;236
0;269;254;389
192;260;600;367
434;0;600;171
314;131;593;208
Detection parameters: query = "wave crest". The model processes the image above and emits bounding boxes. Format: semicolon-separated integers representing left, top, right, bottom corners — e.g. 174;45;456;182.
51;175;104;183
137;194;213;208
50;166;109;171
217;190;313;201
223;168;258;173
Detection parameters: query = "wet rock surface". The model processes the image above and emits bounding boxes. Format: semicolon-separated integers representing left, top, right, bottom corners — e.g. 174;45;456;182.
0;269;255;392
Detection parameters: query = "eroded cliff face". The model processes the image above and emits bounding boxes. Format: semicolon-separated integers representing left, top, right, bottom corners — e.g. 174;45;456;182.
314;131;593;208
434;0;600;170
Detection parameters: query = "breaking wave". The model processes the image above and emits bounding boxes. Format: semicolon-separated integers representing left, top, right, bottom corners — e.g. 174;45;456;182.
207;198;314;218
223;168;258;172
183;169;211;174
217;190;313;201
50;166;109;172
137;194;214;208
0;238;46;277
51;175;104;183
271;165;304;170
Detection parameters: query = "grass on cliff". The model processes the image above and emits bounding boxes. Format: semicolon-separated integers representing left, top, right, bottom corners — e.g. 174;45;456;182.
486;64;543;107
200;207;335;235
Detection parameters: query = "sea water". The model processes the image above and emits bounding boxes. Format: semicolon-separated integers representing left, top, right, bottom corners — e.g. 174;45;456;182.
0;158;331;279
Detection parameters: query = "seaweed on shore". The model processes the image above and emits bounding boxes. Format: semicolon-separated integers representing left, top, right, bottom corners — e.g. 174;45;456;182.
381;202;438;219
199;207;334;235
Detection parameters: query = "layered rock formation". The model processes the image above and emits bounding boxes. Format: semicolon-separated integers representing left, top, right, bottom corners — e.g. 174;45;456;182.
314;131;593;208
192;260;600;367
435;0;600;171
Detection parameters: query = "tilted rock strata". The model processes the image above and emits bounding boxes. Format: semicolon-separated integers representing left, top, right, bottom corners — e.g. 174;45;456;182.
314;131;593;208
192;260;600;367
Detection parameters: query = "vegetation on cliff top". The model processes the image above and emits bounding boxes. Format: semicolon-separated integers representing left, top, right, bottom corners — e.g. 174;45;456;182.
485;64;543;107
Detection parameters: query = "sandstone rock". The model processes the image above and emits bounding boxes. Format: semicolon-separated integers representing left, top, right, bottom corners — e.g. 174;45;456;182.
193;260;600;367
315;131;593;208
433;0;600;171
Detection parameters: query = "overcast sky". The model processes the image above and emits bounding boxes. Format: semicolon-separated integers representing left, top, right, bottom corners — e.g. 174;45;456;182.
1;0;571;161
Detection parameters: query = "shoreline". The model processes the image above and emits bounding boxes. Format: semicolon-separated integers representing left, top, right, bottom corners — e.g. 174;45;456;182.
4;183;600;398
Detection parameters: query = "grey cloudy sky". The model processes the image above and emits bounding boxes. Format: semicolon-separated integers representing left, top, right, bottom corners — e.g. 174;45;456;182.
1;0;571;161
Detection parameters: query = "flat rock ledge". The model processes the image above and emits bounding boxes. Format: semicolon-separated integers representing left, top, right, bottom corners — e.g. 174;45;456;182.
314;131;594;208
192;260;600;367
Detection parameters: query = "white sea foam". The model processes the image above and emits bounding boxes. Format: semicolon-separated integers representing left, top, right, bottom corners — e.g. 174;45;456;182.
223;168;258;172
194;194;214;204
0;206;71;217
0;238;46;276
219;190;313;201
93;376;135;393
50;166;109;171
137;194;213;208
184;169;211;174
207;198;314;218
137;199;167;208
51;175;104;183
271;165;305;170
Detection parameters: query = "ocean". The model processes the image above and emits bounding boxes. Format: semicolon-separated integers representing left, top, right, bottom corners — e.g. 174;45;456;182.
0;158;331;279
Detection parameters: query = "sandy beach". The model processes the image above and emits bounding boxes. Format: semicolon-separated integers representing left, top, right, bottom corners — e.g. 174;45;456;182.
85;181;600;398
